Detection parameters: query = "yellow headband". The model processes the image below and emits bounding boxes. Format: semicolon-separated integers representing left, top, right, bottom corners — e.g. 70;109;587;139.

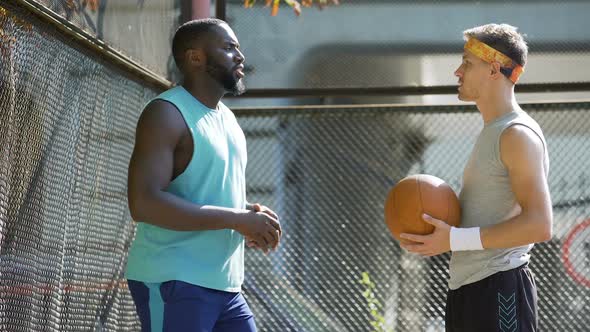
464;38;524;84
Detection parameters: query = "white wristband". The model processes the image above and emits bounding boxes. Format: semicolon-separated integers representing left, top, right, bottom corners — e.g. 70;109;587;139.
450;227;484;251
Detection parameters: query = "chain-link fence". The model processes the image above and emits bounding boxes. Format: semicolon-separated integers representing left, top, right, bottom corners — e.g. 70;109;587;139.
2;1;590;332
14;1;590;91
226;0;590;90
1;2;156;330
238;102;590;331
16;0;181;79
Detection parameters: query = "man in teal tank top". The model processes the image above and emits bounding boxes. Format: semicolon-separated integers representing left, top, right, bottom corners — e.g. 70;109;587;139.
399;24;552;332
125;19;282;332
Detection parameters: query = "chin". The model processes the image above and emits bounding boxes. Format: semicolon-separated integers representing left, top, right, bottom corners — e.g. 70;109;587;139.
228;80;246;96
457;93;474;102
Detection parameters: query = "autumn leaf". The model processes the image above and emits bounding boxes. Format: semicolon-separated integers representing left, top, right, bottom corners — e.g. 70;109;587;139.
271;0;280;16
66;0;76;10
87;0;99;11
284;0;302;16
246;0;338;16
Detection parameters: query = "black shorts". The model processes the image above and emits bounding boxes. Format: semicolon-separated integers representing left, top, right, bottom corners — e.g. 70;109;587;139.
445;264;538;332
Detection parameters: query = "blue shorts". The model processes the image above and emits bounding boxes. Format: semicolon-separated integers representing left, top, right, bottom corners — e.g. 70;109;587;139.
127;280;256;332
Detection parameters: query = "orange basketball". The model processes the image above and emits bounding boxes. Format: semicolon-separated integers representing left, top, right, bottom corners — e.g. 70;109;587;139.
384;174;461;243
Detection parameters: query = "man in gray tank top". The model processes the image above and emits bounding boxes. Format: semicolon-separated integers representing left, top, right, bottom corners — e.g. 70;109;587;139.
399;24;552;332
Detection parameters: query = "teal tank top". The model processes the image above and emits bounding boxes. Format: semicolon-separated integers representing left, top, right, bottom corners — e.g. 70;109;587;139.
125;86;247;292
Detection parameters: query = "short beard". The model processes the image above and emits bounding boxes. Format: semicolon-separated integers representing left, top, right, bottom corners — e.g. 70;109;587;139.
206;61;246;96
230;80;246;96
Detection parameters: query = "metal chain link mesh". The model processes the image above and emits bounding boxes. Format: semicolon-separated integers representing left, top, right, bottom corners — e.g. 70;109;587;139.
2;1;590;332
227;0;590;89
24;0;180;79
0;2;156;330
238;103;590;332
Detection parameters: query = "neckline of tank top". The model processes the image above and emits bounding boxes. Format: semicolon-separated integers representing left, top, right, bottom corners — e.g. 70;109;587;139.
484;110;522;128
178;86;223;113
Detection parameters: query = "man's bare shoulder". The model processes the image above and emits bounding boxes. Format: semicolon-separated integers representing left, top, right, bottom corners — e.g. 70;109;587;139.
136;99;187;140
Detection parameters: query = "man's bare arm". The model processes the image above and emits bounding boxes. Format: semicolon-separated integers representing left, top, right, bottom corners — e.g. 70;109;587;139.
480;125;553;248
127;100;280;248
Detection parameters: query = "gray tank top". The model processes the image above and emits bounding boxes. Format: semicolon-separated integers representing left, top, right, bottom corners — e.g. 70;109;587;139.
448;110;549;290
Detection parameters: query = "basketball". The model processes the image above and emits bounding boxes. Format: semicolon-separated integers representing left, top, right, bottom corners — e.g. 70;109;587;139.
384;174;461;243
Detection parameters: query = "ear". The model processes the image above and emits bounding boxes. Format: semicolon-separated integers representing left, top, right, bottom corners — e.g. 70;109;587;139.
490;62;503;80
185;49;206;68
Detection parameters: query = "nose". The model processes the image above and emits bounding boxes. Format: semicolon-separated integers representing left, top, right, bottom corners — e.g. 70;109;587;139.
235;49;245;64
454;65;463;78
